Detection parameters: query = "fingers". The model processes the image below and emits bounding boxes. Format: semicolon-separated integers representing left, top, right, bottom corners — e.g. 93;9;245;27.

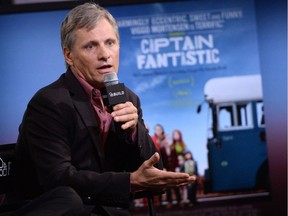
152;171;196;187
111;102;138;129
159;171;190;181
142;174;195;190
157;174;196;188
112;102;137;116
145;153;160;168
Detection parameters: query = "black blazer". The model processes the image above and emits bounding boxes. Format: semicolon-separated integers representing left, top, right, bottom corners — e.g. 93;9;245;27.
14;68;161;209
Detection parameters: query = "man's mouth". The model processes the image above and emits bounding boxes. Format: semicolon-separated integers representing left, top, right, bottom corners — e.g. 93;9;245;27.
98;64;112;70
97;64;113;73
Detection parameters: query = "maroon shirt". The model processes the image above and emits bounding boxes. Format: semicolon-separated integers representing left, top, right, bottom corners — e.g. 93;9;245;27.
72;71;112;146
72;71;136;145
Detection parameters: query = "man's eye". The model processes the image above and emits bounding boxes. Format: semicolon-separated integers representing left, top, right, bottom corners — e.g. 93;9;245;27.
107;40;115;46
85;44;94;49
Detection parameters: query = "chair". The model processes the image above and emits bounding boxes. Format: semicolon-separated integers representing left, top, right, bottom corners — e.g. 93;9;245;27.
0;143;17;215
134;189;165;216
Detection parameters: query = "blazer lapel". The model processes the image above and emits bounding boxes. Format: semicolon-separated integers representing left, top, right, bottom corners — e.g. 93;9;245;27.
65;69;105;169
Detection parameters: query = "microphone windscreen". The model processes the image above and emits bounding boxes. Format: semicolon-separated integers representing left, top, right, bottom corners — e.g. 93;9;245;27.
104;72;118;86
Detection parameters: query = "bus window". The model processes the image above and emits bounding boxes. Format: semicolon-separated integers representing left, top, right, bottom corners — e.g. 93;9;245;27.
218;102;253;131
236;103;253;127
218;104;234;130
256;102;265;127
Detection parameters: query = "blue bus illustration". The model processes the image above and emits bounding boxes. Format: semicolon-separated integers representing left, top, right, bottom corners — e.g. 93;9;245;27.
199;74;269;193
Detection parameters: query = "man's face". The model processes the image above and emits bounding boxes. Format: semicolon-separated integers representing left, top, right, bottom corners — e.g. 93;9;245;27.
64;18;119;89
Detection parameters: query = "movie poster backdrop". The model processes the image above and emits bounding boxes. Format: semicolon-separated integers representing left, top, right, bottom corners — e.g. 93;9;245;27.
109;0;262;176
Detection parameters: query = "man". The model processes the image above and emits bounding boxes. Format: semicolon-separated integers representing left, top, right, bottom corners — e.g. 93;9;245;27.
13;2;195;215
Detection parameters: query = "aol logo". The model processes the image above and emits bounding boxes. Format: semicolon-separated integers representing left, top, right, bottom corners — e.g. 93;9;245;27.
0;157;11;177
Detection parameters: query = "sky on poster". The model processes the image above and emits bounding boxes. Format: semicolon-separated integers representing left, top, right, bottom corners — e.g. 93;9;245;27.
109;0;260;175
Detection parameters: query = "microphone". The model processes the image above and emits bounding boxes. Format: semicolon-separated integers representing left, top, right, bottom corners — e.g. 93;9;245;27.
101;72;128;136
101;72;127;107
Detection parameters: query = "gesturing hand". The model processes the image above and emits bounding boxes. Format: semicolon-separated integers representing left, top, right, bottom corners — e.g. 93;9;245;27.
130;153;196;193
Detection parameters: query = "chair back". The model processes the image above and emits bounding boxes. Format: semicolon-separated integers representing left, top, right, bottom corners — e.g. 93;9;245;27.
0;144;15;203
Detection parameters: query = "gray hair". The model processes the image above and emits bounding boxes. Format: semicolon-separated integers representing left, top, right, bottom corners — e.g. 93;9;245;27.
61;3;119;66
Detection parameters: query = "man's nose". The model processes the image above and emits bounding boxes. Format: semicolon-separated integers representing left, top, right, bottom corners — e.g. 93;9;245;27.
97;45;110;61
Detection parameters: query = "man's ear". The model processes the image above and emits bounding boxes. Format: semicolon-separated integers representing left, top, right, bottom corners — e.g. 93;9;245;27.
63;48;73;66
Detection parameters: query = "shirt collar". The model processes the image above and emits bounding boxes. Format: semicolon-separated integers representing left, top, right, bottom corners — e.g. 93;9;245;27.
71;69;101;101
